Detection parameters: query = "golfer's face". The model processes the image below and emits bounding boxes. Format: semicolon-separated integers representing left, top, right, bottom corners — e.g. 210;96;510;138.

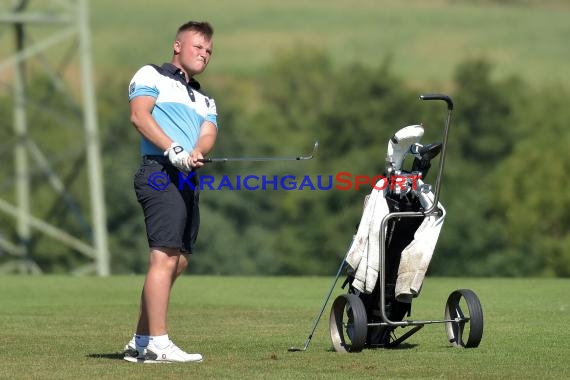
175;31;213;76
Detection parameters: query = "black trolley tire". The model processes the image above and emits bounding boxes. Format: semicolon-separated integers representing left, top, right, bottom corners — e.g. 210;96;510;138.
444;288;484;348
329;293;368;352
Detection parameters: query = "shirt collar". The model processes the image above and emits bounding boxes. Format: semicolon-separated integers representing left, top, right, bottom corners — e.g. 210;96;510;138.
160;63;201;90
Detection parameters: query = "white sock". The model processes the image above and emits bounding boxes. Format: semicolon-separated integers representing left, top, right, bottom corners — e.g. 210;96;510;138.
135;334;150;348
150;334;170;350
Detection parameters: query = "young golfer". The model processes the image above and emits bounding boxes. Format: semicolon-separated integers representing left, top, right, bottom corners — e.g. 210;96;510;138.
123;20;218;363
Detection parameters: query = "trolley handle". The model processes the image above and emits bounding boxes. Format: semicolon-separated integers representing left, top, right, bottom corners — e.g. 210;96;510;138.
420;94;454;110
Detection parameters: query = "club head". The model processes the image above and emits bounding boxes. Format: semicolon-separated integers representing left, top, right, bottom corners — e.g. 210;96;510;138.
297;141;319;160
287;347;305;352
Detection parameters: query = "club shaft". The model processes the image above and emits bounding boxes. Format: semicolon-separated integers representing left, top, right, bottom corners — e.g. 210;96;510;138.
199;141;318;163
295;240;353;351
200;156;306;163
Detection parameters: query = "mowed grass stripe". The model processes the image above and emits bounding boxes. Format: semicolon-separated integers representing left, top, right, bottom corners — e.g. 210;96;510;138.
0;276;569;379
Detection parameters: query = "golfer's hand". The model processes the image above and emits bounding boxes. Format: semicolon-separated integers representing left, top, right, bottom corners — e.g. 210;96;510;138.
164;142;192;172
189;150;205;168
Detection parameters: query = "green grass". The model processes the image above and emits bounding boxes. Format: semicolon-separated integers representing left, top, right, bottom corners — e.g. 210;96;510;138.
2;1;569;90
0;276;568;379
86;0;569;88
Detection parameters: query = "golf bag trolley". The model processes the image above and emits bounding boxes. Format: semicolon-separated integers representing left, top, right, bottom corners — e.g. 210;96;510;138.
328;94;484;352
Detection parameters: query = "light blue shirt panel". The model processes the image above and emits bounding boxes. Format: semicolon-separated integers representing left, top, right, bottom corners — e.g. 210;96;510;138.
129;65;218;156
140;101;203;156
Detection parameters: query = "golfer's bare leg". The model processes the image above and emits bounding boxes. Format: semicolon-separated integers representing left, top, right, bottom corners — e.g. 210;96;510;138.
174;253;189;281
136;247;181;336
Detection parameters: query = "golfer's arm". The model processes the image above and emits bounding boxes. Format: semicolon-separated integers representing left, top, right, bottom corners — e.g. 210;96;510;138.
193;121;218;155
130;95;172;152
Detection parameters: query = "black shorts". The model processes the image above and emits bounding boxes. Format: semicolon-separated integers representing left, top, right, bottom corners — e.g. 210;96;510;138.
133;156;200;253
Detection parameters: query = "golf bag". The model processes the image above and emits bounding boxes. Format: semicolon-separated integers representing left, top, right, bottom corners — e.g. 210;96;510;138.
343;124;444;348
325;95;483;353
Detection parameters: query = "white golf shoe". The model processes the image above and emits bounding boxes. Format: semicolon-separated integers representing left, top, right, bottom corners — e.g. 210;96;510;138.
123;341;138;358
124;340;203;364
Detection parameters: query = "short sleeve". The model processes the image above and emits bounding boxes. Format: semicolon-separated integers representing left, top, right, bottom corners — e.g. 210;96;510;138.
205;97;218;127
128;65;160;101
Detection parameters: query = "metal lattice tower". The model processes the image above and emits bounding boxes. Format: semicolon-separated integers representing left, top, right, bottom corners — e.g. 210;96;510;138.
0;0;109;275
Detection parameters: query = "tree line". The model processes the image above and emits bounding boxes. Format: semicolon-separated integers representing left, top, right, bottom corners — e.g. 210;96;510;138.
1;49;569;276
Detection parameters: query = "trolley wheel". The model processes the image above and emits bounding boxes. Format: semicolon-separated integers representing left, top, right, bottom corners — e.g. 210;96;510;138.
329;294;367;352
444;289;484;348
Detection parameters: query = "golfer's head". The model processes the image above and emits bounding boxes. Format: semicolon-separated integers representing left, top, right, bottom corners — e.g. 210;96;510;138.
173;21;214;77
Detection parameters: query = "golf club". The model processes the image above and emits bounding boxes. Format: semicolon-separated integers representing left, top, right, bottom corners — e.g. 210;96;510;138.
198;141;318;163
288;243;352;352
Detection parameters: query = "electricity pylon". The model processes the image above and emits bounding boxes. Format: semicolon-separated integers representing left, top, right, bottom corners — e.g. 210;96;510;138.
0;0;109;275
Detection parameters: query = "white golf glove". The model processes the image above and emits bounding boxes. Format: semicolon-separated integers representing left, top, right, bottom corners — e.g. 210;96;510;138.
164;142;192;172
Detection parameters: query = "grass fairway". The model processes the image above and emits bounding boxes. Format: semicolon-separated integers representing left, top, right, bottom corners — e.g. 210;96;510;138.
5;1;566;88
85;0;570;88
0;276;568;379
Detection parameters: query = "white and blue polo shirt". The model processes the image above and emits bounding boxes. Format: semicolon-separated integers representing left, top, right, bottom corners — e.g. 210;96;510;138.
128;63;218;156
